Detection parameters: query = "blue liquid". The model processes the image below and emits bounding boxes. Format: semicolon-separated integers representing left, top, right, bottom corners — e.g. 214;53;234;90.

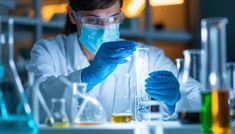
0;90;8;118
0;115;38;134
0;64;4;82
0;64;38;133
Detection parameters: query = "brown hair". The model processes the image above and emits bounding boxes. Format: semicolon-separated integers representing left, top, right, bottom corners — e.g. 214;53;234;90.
64;0;123;35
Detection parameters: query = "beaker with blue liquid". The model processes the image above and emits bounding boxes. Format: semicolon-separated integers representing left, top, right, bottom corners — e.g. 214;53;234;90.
0;18;38;133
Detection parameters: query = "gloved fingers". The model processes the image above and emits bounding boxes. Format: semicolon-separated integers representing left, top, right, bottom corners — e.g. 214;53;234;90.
149;71;174;77
146;90;178;106
109;48;136;58
145;91;168;102
115;46;136;54
103;57;129;64
102;40;137;49
103;45;136;53
101;46;135;59
145;75;176;84
145;82;179;90
145;83;179;95
145;88;171;96
117;59;129;64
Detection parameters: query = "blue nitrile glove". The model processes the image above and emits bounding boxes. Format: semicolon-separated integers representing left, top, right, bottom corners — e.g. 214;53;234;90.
145;70;180;114
82;40;137;91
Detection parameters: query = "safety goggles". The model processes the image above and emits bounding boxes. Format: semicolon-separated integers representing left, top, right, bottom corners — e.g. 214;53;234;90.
71;8;124;26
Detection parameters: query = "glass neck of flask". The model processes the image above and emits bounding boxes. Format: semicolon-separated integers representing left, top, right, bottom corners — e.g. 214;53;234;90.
51;99;66;114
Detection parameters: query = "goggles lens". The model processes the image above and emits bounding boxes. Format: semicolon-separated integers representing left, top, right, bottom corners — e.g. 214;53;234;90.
72;9;124;26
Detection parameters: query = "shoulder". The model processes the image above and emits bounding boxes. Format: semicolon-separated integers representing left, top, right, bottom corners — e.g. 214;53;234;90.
33;34;65;51
32;33;76;54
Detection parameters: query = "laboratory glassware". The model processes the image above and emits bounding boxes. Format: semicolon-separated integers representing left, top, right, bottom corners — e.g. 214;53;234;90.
33;77;55;126
227;62;235;123
70;82;86;124
0;18;38;133
201;17;230;134
48;98;69;128
135;47;151;121
112;74;132;123
178;49;203;124
175;58;184;80
0;18;6;119
71;82;107;126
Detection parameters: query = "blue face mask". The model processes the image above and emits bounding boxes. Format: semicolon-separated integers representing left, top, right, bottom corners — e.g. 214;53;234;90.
79;24;120;54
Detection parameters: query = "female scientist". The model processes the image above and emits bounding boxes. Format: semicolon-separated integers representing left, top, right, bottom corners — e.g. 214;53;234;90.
27;0;200;122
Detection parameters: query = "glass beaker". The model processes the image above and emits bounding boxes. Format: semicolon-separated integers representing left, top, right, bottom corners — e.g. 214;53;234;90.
72;82;107;126
112;74;132;123
0;18;38;133
135;47;151;121
201;17;230;134
177;49;203;124
49;98;69;128
227;62;235;123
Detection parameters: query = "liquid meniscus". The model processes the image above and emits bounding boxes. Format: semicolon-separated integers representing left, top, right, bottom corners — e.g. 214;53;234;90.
52;122;69;128
75;122;103;126
111;114;133;123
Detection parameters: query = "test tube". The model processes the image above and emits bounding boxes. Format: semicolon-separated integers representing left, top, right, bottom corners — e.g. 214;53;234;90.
135;47;151;121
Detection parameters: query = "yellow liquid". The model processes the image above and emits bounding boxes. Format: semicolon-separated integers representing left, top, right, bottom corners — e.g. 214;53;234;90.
75;122;103;126
111;114;133;123
52;122;69;128
211;90;230;134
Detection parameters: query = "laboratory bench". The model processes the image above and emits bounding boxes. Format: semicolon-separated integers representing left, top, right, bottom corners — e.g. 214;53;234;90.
39;121;235;134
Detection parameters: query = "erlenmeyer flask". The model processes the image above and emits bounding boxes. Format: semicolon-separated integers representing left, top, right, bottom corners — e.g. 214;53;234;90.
201;17;230;134
72;83;107;126
0;19;38;133
49;98;69;128
177;49;202;124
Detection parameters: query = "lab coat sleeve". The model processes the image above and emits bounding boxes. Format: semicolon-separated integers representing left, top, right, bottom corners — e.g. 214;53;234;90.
27;40;83;122
27;40;83;96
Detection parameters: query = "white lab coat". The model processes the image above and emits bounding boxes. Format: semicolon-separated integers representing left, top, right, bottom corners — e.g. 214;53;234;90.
27;33;201;123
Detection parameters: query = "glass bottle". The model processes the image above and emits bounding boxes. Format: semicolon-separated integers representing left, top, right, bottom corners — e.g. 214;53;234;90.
177;49;203;124
0;18;38;133
135;48;151;121
112;74;132;123
50;98;69;128
201;18;230;134
72;82;107;126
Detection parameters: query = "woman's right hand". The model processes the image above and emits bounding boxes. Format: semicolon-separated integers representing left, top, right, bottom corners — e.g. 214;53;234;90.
81;40;137;91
